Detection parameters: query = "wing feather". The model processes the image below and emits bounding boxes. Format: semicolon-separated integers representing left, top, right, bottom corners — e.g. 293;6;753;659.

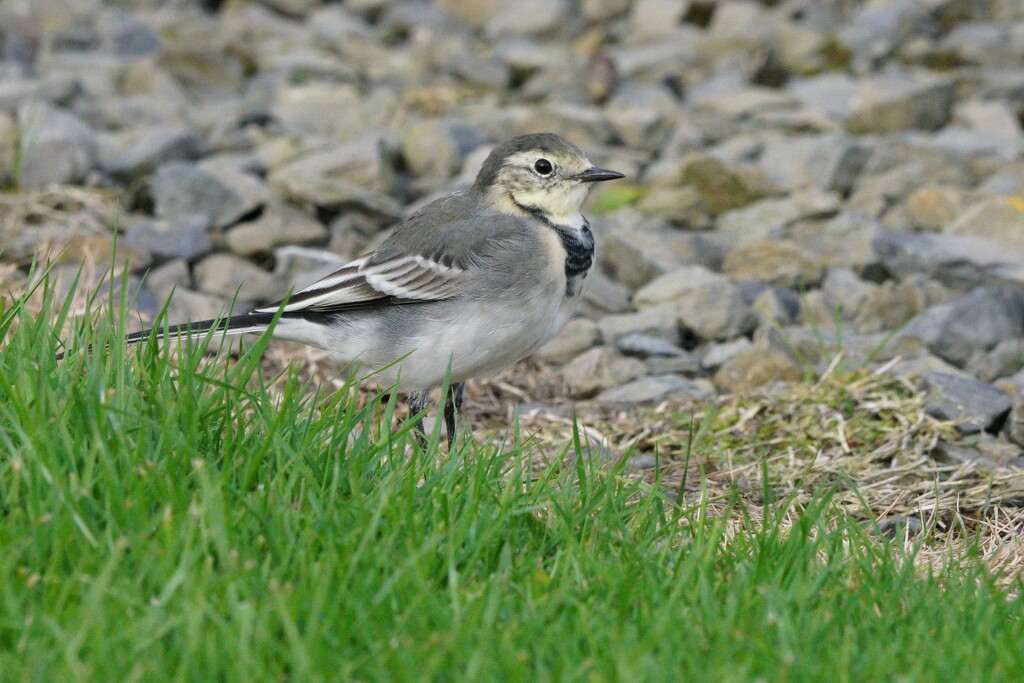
254;252;466;315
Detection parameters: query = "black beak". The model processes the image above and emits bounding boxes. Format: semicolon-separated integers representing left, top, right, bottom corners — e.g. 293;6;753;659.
577;166;626;183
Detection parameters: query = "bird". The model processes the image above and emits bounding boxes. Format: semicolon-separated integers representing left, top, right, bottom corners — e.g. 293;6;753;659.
110;133;624;447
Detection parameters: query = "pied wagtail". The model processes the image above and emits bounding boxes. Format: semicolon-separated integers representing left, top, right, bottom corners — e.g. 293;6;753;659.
114;133;624;447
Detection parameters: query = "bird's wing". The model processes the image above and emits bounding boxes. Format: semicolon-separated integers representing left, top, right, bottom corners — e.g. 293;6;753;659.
253;251;467;316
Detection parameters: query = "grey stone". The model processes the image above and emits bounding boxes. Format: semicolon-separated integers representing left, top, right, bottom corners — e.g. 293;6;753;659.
967;339;1024;383
678;153;777;215
944;198;1024;250
700;337;754;371
839;1;933;69
853;281;928;334
874;515;924;541
597;305;679;345
225;204;326;257
100;125;202;180
632;266;723;309
677;279;757;342
562;347;647;399
629;0;688;39
599;213;728;289
872;231;1024;291
615;332;684;359
923;372;1012;434
165;288;251;328
821;268;875;320
582;271;632;315
582;0;630;22
401;119;483;179
757;134;871;194
721;239;824;288
0;111;17;186
714;349;802;393
902;288;1024;366
635;186;710;229
101;10;161;57
787;73;859;120
904;186;974;232
123;214;211;261
751;287;800;326
142;258;191;299
716;190;841;240
848;73;955;134
194;254;281;303
1008;393;1024;448
152;161;267;230
931;440;1001;470
17;101;97;190
596;375;715;405
536;318;600;365
485;0;570;37
953;99;1024;148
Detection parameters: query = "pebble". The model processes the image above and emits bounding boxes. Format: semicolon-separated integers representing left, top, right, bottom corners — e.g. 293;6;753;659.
713;349;802;394
922;372;1013;435
536;318;601;365
17;101;97;190
721;240;824;288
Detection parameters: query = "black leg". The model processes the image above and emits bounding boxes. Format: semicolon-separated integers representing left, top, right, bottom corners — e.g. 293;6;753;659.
408;388;432;447
443;382;465;450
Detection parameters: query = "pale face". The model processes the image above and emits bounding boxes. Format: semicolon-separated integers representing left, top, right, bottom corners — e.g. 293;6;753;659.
494;150;594;223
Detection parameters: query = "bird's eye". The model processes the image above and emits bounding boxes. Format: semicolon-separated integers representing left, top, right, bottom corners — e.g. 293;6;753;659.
534;158;553;176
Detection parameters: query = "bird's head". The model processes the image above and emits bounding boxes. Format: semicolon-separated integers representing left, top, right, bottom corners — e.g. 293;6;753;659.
473;133;624;224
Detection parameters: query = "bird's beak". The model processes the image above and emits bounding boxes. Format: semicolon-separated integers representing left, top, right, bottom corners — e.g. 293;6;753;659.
577;167;626;182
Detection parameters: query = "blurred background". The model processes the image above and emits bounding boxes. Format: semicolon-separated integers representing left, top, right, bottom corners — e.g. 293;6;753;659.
4;0;1024;431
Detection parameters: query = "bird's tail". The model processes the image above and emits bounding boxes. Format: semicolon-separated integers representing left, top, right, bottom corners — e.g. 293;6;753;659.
57;311;279;361
122;311;278;348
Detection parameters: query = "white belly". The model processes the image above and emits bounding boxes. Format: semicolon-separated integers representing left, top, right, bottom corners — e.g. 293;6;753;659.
273;292;583;390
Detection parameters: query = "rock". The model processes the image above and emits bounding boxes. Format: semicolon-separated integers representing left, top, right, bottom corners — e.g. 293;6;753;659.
757;133;871;194
99;125;203;180
953;99;1024;148
944;197;1024;250
632;266;723;308
599;213;727;289
615;332;684;358
401;119;483;179
848;73;955;134
967;339;1024;383
582;271;632;315
582;0;631;22
700;337;753;371
839;1;933;68
1008;394;1024;448
787;73;858;119
874;515;924;541
122;214;211;261
677;279;757;342
273;246;348;291
597;305;679;345
142;259;191;299
0;112;17;186
629;0;688;39
17;101;97;190
634;186;710;229
151;161;267;230
902;288;1024;366
872;231;1024;291
270;83;392;141
820;267;874;320
536;318;600;365
751;287;800;326
905;186;973;231
164;288;249;328
225;204;326;257
562;347;647;399
716;190;841;240
596;375;715;405
678;153;775;214
485;0;570;37
722;240;824;288
853;281;928;334
922;372;1012;435
194;254;281;303
931;440;1001;470
713;349;802;393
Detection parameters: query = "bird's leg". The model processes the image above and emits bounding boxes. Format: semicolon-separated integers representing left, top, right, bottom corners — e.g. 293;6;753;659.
408;388;432;447
443;382;465;450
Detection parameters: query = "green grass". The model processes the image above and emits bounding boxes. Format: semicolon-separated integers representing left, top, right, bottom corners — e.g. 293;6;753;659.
0;275;1022;682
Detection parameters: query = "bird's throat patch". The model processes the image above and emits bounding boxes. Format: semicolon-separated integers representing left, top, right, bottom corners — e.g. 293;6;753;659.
553;220;594;297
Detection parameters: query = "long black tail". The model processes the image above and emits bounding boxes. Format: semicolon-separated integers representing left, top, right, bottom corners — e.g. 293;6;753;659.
57;311;279;361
